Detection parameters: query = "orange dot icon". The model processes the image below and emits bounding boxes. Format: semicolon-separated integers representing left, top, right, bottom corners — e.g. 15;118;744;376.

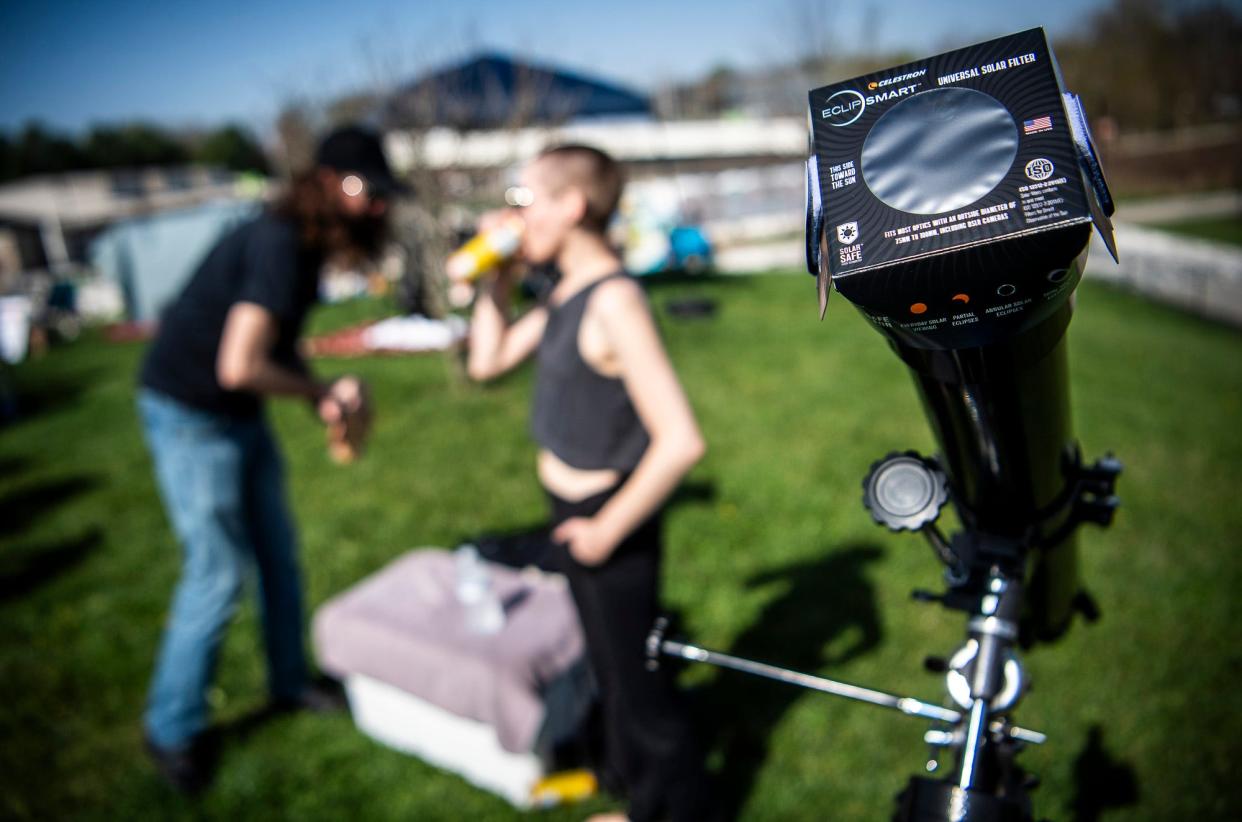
910;303;928;314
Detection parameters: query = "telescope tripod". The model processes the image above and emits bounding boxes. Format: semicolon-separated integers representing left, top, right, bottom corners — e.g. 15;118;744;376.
646;450;1119;821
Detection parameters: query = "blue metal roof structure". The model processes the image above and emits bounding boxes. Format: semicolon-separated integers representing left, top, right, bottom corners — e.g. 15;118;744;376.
387;53;652;129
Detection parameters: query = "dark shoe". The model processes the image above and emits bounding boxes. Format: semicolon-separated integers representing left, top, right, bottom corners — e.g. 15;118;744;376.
144;733;213;795
271;677;348;714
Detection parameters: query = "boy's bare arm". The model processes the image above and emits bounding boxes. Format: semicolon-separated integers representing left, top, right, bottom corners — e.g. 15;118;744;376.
553;278;706;565
466;275;547;381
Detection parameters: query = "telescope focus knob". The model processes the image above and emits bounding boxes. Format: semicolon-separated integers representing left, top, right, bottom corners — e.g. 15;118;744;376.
862;452;949;532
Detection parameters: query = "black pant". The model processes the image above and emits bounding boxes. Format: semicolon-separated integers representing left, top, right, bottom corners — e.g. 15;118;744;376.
548;485;710;822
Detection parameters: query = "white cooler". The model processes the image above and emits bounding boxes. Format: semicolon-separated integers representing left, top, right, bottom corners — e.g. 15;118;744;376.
312;549;592;807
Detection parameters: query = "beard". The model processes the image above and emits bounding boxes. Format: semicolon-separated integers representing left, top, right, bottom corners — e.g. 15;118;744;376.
340;211;388;259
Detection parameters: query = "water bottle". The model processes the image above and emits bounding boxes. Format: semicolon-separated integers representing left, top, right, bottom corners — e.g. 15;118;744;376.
454;545;505;635
445;216;525;283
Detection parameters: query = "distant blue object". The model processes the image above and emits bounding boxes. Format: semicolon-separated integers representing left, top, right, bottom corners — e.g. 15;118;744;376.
629;225;714;277
667;226;713;272
90;200;260;322
48;281;76;312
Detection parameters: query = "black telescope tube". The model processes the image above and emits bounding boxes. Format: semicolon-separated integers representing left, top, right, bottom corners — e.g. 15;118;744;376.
890;298;1080;641
827;217;1095;642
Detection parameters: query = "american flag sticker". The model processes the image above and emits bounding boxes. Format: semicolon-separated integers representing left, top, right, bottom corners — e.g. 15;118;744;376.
1024;115;1053;134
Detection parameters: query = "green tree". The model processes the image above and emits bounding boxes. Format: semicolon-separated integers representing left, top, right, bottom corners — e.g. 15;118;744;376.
0;132;16;183
194;124;269;174
10;123;87;177
1174;2;1242;124
82;123;189;168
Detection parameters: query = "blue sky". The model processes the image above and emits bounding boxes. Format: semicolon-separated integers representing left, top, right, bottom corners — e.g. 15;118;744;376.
1;0;1124;133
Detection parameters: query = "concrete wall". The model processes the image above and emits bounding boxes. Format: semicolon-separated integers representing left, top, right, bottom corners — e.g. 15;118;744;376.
1085;223;1242;327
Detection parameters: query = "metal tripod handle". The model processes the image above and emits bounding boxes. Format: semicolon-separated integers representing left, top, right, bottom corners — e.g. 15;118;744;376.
651;634;1045;746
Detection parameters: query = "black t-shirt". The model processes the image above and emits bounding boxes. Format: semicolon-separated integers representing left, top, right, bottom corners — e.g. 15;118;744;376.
140;213;323;417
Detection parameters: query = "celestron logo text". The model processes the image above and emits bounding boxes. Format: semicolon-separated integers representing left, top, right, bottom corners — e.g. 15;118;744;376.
821;83;922;126
867;68;927;90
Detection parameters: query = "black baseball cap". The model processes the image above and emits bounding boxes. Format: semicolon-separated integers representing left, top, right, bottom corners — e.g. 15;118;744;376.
315;125;410;198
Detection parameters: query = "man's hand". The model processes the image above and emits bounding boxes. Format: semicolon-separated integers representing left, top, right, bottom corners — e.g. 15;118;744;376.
553;516;620;566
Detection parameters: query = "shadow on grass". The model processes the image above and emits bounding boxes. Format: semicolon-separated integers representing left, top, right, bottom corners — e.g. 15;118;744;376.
0;455;29;477
692;543;886;820
640;270;752;290
5;369;90;422
209;704;292;749
669;480;717;507
0;528;103;602
1068;724;1140;821
205;677;350;762
0;475;99;538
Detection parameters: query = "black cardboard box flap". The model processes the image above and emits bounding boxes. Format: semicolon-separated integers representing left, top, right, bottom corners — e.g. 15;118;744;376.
808;28;1099;279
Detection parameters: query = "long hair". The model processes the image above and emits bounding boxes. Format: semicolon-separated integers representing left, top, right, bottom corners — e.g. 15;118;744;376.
273;171;386;262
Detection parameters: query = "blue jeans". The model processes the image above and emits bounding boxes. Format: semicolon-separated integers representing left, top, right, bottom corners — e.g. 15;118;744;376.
138;388;307;748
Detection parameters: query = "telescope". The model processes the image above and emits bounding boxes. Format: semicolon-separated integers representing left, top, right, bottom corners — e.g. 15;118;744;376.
648;29;1121;820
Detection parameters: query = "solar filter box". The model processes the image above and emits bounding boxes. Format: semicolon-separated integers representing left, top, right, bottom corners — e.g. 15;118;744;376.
806;28;1114;349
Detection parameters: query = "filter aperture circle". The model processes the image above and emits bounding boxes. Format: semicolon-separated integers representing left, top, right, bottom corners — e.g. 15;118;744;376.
861;87;1019;216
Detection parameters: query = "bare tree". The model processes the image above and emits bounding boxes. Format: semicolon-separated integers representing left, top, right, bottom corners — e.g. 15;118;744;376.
787;0;837;78
1056;0;1242;132
273;101;318;179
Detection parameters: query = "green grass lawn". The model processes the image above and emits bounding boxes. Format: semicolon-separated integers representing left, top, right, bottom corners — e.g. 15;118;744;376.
2;274;1240;820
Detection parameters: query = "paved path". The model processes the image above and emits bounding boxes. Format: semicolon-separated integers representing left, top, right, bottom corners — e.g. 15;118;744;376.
1113;191;1241;225
1086;221;1242;327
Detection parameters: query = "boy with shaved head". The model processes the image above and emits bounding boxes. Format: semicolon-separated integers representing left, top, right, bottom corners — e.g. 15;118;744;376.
467;145;712;821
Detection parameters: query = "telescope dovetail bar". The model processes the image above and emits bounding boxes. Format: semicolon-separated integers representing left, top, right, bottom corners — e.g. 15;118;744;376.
644;617;1045;743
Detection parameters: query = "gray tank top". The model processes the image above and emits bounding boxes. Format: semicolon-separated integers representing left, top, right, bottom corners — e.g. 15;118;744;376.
530;273;650;471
